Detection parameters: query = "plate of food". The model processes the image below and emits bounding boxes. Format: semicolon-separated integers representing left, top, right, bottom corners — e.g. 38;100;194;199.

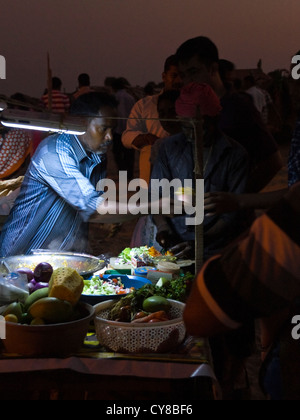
80;274;152;305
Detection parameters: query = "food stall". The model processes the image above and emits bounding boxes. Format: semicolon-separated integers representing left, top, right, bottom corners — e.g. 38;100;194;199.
0;249;219;400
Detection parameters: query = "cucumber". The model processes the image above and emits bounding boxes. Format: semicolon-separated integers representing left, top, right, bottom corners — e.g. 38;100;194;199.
24;287;49;311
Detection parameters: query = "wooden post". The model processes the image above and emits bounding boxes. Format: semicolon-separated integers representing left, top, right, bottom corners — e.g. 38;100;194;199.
193;107;204;273
47;53;52;112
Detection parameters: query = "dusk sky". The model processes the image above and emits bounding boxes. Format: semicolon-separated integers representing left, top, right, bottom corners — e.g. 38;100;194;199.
0;0;299;98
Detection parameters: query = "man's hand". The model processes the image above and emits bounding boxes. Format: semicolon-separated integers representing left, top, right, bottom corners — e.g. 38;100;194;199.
169;241;195;259
132;134;159;149
204;192;240;216
156;229;181;250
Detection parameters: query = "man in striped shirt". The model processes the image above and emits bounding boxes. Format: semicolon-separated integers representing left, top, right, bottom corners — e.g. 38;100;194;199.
0;92;120;256
184;183;300;399
42;77;70;114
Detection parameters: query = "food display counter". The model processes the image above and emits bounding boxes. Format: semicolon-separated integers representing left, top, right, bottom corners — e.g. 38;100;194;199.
0;335;219;400
0;249;219;400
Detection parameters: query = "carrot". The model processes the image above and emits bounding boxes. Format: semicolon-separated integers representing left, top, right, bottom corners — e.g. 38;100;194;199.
131;311;169;324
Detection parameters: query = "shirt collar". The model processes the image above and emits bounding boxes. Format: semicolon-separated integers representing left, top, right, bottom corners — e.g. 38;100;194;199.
71;135;89;162
72;135;104;164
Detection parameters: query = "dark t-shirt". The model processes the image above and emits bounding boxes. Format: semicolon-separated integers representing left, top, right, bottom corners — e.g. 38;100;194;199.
219;91;278;168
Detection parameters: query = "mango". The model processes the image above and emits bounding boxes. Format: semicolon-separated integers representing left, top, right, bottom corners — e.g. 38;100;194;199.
143;296;171;313
28;297;73;324
24;287;49;311
3;302;23;322
5;314;18;323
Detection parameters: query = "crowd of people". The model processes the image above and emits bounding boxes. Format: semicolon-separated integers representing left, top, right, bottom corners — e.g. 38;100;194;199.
0;35;300;400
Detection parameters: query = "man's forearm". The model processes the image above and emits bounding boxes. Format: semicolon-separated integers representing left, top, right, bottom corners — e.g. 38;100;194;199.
89;198;178;224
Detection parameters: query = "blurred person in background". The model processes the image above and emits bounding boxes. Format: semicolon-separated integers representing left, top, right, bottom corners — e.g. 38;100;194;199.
175;36;283;193
73;73;94;101
105;77;136;180
41;77;70;114
0;93;33;180
122;54;183;184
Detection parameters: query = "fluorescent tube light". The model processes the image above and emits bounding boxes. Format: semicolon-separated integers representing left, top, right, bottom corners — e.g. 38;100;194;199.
0;109;86;135
0;101;6;112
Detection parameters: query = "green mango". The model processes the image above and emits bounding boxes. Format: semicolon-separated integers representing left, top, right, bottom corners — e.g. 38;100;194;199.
28;297;73;324
3;302;23;322
24;287;49;311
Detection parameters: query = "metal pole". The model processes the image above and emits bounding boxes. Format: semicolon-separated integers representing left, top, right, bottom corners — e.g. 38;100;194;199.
193;107;204;273
47;53;52;112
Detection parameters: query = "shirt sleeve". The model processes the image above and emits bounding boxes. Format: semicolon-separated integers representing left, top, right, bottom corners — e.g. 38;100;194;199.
121;99;148;149
197;199;300;328
32;149;104;223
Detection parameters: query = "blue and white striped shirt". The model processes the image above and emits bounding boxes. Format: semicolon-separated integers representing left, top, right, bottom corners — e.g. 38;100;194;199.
0;133;106;256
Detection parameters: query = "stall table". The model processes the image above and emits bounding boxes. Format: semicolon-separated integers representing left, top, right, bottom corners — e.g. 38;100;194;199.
0;335;219;400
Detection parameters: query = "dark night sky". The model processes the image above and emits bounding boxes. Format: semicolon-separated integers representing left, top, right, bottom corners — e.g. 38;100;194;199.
0;0;299;98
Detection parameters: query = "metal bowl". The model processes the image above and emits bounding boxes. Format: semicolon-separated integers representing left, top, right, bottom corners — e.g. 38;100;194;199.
0;251;106;277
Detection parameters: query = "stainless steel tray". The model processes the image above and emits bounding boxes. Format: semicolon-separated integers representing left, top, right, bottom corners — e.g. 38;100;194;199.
0;250;106;277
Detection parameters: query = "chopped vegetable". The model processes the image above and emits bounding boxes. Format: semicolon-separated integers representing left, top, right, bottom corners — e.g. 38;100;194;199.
118;246;174;266
83;276;134;296
109;272;194;322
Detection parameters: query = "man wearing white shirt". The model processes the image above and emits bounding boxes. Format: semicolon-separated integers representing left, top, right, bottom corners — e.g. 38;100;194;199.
122;55;182;184
244;75;267;115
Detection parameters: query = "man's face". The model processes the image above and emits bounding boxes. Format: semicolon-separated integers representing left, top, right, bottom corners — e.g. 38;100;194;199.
158;98;182;135
178;55;215;86
82;106;117;154
162;65;183;91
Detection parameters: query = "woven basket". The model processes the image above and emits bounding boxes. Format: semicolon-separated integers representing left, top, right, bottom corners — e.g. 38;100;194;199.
94;299;186;354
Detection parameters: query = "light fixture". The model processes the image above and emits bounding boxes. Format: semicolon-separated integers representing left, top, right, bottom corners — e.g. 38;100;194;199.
0;109;86;135
0;101;6;112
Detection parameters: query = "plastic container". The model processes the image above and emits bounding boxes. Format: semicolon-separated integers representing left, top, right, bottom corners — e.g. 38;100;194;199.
156;261;181;275
134;266;156;278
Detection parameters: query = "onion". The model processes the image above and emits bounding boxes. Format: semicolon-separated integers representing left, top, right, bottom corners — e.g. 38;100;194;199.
33;262;53;283
17;268;34;282
28;279;37;294
33;282;49;291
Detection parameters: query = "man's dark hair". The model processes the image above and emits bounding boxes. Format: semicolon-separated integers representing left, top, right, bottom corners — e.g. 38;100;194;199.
176;36;219;67
52;77;62;90
78;73;90;87
164;54;179;73
244;75;256;86
70;91;118;117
